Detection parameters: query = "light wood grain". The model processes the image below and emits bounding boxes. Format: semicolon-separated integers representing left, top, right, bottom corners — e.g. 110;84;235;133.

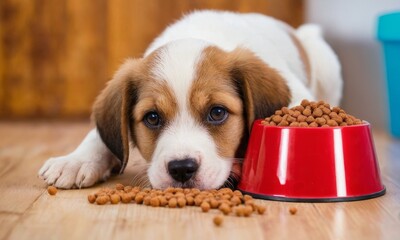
0;0;304;119
0;121;400;240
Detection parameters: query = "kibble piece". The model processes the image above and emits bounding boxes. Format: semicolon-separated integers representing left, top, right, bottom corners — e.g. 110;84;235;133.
289;207;298;215
300;99;310;107
168;198;178;208
158;196;168;207
194;197;204;206
297;115;307;122
115;183;124;190
299;122;308;127
290;110;299;118
213;215;223;226
143;196;152;205
305;116;315;123
88;194;97;204
256;205;266;215
244;200;255;211
177;197;187;208
121;194;132;203
332;106;341;113
243;195;253;202
186;196;194;206
327;119;338;127
302;108;312;116
175;192;185;198
234;206;244;217
278;120;289;126
134;194;144;204
219;203;231;215
316;117;326;126
230;196;241;206
110;194;121;204
124;186;133;192
96;195;110;205
275;110;283;115
201;201;211;212
313;108;323;117
47;186;58;196
209;199;219;209
150;197;160;207
272;115;282;124
243;205;253;217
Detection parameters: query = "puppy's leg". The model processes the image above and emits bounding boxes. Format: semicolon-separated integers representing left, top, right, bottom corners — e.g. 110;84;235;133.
38;129;120;189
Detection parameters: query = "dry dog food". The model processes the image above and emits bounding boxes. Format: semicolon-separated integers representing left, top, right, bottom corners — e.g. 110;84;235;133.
88;184;267;220
289;207;298;215
47;186;58;196
213;215;224;226
262;99;363;127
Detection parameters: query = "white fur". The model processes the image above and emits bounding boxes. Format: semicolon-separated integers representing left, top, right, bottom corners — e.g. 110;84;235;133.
38;10;342;189
151;39;208;108
38;129;119;188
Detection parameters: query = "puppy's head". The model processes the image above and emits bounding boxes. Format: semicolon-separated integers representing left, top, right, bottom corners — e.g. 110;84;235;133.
93;39;290;189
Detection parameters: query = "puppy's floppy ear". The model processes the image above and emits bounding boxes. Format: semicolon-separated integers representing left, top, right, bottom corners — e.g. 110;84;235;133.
92;59;141;174
229;48;291;131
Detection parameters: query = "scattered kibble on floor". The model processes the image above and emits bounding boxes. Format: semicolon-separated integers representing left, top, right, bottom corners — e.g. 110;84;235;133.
47;186;58;196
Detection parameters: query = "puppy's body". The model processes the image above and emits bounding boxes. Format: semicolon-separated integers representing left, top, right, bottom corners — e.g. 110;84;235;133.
39;11;342;189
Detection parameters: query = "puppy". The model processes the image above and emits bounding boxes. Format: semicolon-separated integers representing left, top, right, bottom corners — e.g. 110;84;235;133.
38;10;342;189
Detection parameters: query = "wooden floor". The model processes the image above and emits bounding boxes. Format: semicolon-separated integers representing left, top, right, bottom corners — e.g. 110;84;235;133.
0;121;400;240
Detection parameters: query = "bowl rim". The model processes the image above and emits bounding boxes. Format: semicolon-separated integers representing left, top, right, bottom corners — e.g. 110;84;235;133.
255;120;370;129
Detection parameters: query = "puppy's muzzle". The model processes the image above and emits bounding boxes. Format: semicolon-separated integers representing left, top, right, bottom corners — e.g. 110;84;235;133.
167;159;198;183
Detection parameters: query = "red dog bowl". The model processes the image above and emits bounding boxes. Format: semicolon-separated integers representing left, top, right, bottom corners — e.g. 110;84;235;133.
238;120;386;202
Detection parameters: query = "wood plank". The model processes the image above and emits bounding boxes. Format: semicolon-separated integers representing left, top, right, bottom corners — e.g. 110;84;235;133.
0;213;20;240
0;122;92;214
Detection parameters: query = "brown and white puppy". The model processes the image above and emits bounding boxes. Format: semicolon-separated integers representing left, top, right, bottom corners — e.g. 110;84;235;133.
38;10;342;189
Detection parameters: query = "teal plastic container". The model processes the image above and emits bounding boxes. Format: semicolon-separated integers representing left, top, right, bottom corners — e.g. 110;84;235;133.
377;12;400;138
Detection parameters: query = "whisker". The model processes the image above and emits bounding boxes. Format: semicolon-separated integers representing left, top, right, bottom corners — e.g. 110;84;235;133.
129;163;151;187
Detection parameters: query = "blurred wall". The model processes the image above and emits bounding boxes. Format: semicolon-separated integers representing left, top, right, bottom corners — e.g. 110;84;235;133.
305;0;400;132
0;0;304;119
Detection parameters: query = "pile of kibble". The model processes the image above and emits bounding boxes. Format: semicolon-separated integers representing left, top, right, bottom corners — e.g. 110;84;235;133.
88;184;266;217
262;99;363;127
47;185;298;226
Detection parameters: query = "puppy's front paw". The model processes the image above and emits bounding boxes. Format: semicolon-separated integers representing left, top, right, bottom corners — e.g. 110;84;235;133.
38;155;112;189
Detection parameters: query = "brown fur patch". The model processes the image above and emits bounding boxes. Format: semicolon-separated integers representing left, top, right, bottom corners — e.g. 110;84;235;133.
92;59;142;172
190;46;291;158
92;49;179;171
133;80;178;161
190;47;244;158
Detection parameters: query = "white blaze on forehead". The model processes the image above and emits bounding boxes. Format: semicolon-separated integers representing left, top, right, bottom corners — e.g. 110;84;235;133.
151;39;209;110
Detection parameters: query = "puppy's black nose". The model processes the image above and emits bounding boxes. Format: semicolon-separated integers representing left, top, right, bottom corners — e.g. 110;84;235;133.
168;159;199;183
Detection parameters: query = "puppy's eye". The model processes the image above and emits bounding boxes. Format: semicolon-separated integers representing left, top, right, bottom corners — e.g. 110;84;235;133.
207;106;228;125
143;111;162;129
